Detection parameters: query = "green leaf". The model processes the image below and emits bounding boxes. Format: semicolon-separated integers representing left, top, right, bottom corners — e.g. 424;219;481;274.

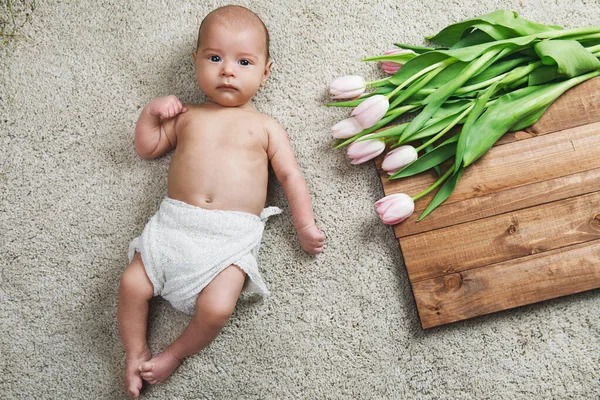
464;55;532;85
363;52;417;63
534;40;600;77
421;61;468;90
389;28;564;92
455;82;499;173
417;166;464;221
462;69;600;166
506;75;529;91
429;99;473;119
468;23;519;42
325;86;398;107
325;98;365;107
393;43;442;54
389;64;446;109
400;47;502;142
449;28;496;49
391;100;472;145
427;10;562;47
528;65;558;85
509;103;552;131
389;137;457;179
358;122;408;141
389;52;453;86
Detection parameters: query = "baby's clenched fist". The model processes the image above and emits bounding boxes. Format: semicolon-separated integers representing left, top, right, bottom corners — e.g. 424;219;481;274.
298;224;326;254
147;96;188;120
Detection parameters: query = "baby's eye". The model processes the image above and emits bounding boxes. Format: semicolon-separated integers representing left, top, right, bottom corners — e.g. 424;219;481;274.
209;55;221;62
239;59;251;66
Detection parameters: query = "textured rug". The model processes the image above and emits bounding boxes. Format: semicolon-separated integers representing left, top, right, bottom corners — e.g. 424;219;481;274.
1;0;599;398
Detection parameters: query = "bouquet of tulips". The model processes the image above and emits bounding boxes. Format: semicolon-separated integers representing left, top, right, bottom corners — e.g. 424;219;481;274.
328;10;600;225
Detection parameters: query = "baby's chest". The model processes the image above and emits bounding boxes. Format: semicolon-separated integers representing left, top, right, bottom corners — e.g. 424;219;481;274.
180;126;266;153
178;111;268;149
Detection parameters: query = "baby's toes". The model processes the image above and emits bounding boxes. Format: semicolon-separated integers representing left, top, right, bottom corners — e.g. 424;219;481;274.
140;371;153;380
139;361;153;372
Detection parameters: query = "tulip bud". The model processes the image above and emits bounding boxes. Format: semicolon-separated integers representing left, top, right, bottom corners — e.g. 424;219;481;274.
375;193;415;225
346;133;386;165
380;49;416;75
332;117;363;139
381;145;418;175
351;95;389;129
329;75;367;99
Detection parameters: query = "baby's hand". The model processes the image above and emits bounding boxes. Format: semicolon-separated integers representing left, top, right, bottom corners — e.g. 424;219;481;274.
298;224;326;254
147;95;188;120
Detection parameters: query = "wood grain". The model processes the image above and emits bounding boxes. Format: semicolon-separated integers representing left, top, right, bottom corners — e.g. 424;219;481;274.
393;122;600;237
395;168;600;237
412;240;600;328
387;120;599;211
401;191;600;282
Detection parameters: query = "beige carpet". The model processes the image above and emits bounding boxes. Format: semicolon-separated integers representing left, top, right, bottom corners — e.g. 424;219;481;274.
1;0;599;398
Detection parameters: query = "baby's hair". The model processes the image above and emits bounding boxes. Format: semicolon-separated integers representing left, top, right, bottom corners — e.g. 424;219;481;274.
197;5;270;60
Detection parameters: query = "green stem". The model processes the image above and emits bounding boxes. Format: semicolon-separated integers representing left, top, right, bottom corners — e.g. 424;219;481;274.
414;103;474;152
366;77;392;87
418;72;506;97
586;43;600;54
498;60;543;86
400;47;502;142
385;59;455;100
561;32;600;42
538;26;600;41
412;165;455;201
383;103;421;118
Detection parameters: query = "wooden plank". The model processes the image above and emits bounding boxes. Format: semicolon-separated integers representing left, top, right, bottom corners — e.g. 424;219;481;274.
401;191;600;282
392;121;600;237
386;120;600;209
412;240;600;328
395;168;600;237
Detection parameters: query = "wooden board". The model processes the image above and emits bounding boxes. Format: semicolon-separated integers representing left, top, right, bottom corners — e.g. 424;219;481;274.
377;77;600;329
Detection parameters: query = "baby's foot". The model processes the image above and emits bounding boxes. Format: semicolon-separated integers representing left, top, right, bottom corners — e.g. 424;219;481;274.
125;346;152;399
139;348;182;385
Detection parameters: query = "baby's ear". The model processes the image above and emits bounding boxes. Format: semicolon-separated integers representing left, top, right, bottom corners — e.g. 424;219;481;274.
261;60;273;87
192;51;198;63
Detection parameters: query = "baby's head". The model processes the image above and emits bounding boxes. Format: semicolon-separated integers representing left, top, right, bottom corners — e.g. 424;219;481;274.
193;5;272;107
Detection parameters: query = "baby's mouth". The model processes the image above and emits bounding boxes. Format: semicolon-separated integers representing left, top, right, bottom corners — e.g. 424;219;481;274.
218;84;237;91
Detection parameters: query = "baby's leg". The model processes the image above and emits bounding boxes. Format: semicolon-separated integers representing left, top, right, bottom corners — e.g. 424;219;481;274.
118;253;154;399
139;265;246;385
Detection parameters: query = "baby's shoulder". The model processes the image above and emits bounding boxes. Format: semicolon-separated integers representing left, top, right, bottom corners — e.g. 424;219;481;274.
257;113;285;136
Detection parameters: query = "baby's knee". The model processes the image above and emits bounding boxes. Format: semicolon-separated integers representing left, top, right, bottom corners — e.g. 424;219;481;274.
119;262;154;299
198;302;235;329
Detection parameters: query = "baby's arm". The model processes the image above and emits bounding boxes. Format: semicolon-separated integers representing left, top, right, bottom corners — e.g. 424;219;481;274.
134;96;187;159
267;119;325;254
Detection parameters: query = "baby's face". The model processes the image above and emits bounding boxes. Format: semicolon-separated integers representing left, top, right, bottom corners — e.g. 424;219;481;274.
193;21;271;107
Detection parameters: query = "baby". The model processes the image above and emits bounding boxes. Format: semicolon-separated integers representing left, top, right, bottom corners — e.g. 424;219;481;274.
118;5;325;399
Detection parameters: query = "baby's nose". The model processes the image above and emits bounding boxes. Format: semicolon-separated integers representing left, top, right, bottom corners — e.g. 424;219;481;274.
221;62;235;76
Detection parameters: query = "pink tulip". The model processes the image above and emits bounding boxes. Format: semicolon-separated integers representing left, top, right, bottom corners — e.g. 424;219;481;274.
329;75;366;99
351;95;389;129
332;117;363;139
381;145;418;175
347;133;386;165
380;49;416;75
375;193;415;225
